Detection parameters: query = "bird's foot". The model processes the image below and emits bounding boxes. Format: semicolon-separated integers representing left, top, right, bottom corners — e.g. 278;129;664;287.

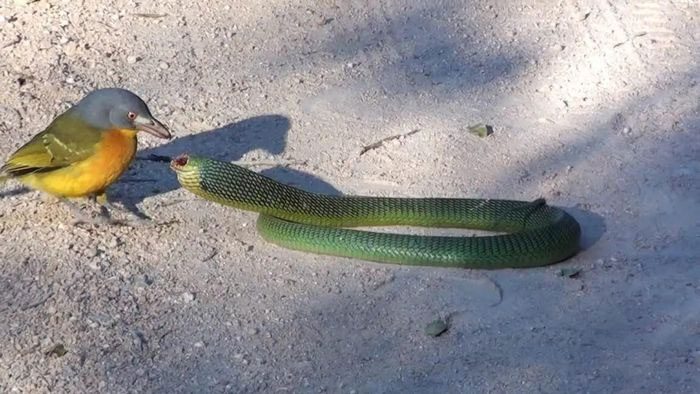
63;199;120;226
61;198;141;227
64;195;176;227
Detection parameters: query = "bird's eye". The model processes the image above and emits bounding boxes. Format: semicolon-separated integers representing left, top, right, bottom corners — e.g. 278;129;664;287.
127;112;137;120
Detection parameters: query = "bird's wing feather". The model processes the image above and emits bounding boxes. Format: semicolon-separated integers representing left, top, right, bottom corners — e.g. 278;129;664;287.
1;112;104;176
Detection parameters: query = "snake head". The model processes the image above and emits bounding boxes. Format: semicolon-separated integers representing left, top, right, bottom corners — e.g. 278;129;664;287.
170;154;203;188
170;154;191;172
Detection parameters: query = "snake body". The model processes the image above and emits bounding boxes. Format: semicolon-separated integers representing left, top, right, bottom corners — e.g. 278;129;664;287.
171;155;581;269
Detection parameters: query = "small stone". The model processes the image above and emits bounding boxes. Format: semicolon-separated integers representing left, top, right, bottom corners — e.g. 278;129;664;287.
181;291;195;303
558;267;581;278
59;37;69;45
425;319;449;337
126;55;138;64
107;237;119;248
132;275;152;288
194;341;205;348
247;327;259;335
45;344;68;357
158;62;169;69
622;127;631;134
467;123;494;138
65;77;75;84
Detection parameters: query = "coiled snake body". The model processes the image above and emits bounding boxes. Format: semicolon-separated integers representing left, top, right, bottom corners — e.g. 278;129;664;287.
171;155;581;269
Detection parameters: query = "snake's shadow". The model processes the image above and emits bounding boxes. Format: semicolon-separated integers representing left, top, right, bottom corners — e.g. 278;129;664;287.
564;205;606;251
112;114;342;217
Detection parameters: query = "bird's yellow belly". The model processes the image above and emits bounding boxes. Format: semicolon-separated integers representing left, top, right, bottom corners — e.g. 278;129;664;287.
21;130;137;198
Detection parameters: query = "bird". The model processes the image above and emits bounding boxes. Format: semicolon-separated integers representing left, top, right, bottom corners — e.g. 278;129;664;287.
0;88;172;224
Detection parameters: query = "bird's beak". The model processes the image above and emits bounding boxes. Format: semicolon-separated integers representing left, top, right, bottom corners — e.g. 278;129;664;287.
134;115;172;139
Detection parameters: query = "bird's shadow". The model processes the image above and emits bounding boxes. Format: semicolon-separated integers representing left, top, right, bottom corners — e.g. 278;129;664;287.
111;114;342;217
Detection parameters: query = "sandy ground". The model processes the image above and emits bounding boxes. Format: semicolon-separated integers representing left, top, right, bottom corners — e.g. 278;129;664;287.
0;0;698;393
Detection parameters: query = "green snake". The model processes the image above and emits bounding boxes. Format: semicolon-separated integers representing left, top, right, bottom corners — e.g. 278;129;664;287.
170;154;581;269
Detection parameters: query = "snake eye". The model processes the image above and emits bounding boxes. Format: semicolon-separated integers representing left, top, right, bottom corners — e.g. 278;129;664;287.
173;154;189;167
127;111;137;120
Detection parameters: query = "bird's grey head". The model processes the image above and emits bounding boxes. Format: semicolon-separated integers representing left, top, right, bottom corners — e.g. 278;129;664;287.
73;88;172;139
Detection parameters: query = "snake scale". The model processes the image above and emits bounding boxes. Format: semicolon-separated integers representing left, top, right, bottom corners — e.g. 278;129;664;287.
170;154;581;269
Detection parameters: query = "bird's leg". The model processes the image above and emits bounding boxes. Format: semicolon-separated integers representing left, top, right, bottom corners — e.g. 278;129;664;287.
93;192;153;227
93;192;113;219
65;193;129;226
63;197;114;226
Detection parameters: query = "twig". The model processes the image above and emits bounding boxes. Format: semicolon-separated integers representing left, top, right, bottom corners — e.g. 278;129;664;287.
21;291;54;311
2;35;22;49
132;13;168;19
613;32;647;48
359;129;421;156
159;198;195;208
485;275;504;307
202;249;218;262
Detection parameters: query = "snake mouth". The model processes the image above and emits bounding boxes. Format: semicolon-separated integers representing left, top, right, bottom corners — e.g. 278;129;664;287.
170;154;190;171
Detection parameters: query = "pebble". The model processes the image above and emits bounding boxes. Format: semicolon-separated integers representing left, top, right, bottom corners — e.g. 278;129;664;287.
107;237;120;248
132;275;152;288
127;55;138;64
194;341;205;348
181;291;196;303
158;62;169;70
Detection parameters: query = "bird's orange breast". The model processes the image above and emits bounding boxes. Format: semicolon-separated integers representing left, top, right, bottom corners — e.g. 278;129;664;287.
20;129;138;198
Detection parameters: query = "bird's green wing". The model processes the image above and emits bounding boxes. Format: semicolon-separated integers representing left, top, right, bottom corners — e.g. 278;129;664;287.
1;111;104;176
